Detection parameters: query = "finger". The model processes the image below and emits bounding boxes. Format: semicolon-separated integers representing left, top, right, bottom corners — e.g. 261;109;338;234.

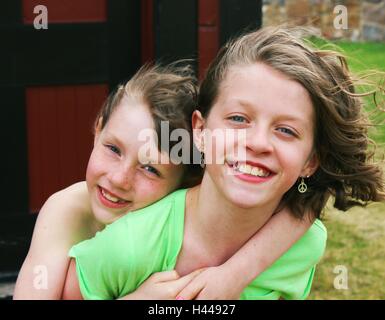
172;268;206;298
176;276;205;300
151;270;180;282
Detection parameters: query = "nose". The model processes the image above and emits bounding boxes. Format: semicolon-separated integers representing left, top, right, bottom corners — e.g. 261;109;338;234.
107;161;135;191
245;124;274;155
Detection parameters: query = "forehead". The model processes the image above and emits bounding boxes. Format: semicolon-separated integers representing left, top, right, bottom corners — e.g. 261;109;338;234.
103;96;157;155
103;96;181;168
214;63;314;125
106;96;155;132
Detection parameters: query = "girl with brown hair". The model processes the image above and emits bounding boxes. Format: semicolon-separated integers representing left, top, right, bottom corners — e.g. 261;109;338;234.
62;26;384;299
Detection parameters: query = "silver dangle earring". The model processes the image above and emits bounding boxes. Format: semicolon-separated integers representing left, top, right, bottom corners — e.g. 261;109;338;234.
298;176;308;193
200;151;205;168
200;139;205;169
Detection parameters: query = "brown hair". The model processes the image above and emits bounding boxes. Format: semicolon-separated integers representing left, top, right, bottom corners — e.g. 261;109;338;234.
199;26;385;220
96;63;203;188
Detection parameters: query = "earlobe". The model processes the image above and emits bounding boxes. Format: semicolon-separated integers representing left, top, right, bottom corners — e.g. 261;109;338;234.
191;110;205;150
302;152;319;177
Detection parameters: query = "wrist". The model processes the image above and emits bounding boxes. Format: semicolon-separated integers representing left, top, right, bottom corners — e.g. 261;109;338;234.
222;256;261;286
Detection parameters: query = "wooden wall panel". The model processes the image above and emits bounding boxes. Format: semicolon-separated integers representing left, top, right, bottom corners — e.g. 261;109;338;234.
26;84;108;212
141;0;155;64
198;0;219;79
22;0;107;24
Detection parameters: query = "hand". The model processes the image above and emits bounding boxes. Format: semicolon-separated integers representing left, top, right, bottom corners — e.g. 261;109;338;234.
121;269;205;300
177;265;245;300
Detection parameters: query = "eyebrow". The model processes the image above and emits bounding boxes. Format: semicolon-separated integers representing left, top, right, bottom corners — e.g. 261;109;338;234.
274;114;310;125
234;99;257;114
104;131;126;149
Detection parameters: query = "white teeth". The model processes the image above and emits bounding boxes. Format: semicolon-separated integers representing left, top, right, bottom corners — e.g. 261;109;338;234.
225;156;271;177
251;167;263;176
101;189;121;203
239;164;251;174
235;163;270;177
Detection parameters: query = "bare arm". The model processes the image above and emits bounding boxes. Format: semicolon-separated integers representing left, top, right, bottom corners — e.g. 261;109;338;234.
178;207;314;299
225;208;314;285
13;182;93;299
61;258;206;300
61;259;83;300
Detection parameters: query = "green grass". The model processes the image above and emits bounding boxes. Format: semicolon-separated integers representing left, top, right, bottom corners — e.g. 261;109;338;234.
309;39;385;146
335;42;385;72
308;38;385;72
308;201;385;300
336;41;385;146
305;40;385;300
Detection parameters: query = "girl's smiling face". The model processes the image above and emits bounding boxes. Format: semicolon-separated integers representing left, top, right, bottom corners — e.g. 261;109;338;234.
194;62;319;210
86;96;184;224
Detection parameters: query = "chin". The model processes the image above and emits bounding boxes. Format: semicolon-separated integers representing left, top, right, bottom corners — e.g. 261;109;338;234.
222;188;265;209
90;203;116;225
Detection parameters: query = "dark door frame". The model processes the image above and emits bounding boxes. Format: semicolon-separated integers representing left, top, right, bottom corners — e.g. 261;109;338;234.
0;0;141;273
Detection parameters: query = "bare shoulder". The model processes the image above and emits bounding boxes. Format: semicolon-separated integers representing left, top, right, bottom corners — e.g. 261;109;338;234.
35;181;97;245
48;181;90;215
43;182;92;223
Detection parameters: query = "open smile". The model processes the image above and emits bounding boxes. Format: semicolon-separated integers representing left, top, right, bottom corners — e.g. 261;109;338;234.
225;157;276;184
97;186;132;209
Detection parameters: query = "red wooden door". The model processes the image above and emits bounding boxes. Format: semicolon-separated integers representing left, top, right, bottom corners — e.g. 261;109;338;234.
25;84;108;212
22;0;109;213
19;0;140;213
0;0;141;276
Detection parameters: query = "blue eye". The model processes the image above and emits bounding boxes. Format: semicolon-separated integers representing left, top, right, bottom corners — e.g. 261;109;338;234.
143;165;160;177
105;144;121;155
277;127;296;136
229;115;247;123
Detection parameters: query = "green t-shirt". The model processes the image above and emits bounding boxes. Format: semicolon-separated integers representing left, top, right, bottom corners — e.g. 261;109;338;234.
69;188;327;300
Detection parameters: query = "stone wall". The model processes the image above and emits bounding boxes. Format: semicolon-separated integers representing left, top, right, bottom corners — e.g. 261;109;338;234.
263;0;385;41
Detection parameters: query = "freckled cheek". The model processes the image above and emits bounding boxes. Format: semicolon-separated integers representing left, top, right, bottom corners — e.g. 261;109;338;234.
85;152;111;184
133;178;170;207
